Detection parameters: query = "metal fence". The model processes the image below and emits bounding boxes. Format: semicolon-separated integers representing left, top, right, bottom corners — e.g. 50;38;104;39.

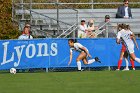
12;0;140;38
12;0;79;38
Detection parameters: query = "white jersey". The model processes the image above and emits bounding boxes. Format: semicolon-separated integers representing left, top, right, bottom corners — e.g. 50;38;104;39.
117;29;134;46
70;43;88;53
117;29;134;53
18;34;33;40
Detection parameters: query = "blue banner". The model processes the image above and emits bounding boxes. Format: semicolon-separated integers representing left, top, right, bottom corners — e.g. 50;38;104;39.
0;38;140;70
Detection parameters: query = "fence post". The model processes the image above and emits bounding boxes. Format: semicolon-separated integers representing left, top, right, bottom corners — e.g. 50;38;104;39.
57;0;60;35
30;0;32;26
106;23;109;38
46;68;48;72
91;0;94;9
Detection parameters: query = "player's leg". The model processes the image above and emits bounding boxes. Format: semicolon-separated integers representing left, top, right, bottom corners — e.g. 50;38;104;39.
123;51;129;71
76;52;87;70
82;57;101;65
116;52;124;70
122;58;129;71
82;58;96;65
125;58;129;69
117;44;126;70
130;53;140;63
77;52;96;65
82;58;88;65
128;45;140;63
130;58;135;70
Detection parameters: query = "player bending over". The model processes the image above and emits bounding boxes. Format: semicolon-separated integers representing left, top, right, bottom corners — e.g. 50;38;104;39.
68;39;101;71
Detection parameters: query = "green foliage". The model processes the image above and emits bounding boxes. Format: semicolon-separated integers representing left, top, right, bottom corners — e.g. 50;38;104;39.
19;0;140;9
0;0;19;39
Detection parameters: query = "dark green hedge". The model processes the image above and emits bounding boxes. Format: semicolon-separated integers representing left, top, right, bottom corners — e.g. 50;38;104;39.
18;0;140;9
0;0;19;39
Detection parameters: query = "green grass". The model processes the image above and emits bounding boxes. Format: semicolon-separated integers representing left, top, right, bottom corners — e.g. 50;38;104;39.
0;71;140;93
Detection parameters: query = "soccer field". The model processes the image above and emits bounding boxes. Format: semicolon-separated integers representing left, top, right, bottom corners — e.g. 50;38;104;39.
0;71;140;93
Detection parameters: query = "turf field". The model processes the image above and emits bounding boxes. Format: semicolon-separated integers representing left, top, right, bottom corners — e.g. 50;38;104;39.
0;71;140;93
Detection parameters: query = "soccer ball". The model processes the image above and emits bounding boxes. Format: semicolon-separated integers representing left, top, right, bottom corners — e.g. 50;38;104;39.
10;68;16;74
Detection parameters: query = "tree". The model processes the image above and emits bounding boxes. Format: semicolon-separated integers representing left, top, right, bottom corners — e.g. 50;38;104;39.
0;0;19;39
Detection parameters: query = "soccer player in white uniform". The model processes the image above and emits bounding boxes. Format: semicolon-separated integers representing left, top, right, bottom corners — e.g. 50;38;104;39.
68;39;101;71
116;24;136;71
116;25;140;65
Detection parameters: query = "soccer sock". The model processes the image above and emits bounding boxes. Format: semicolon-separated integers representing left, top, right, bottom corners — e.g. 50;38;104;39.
88;59;95;64
135;58;140;63
130;59;135;68
124;58;129;69
118;60;122;69
77;61;81;70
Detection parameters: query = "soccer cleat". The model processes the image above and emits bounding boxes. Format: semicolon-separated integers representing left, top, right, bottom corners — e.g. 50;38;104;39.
78;69;84;72
116;69;120;71
132;68;135;70
122;68;129;71
94;57;101;63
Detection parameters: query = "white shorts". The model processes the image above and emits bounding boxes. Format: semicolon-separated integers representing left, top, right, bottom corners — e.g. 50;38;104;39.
81;49;89;58
127;44;134;54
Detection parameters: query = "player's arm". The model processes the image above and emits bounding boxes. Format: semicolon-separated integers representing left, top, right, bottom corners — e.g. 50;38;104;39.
131;33;139;50
116;32;121;44
116;38;120;44
68;50;73;66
